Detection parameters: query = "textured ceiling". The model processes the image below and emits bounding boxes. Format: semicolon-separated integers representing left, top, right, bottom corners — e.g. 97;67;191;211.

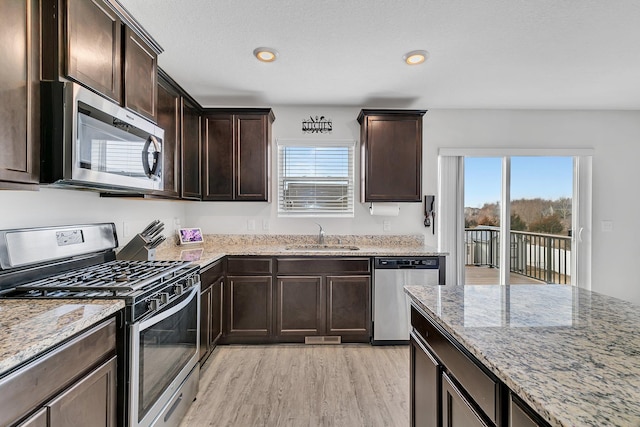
118;0;640;109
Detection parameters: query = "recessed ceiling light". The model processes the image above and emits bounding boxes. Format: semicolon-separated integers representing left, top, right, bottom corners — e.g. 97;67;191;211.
253;47;278;63
403;50;429;65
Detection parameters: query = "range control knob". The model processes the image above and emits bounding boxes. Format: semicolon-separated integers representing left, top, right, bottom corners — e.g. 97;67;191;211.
160;292;170;304
174;283;184;295
148;298;161;311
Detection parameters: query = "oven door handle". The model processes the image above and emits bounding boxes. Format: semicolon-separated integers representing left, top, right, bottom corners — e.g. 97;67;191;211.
139;283;199;331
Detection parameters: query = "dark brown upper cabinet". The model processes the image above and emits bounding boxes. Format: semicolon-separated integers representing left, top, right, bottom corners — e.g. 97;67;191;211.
358;109;426;202
153;69;202;200
124;27;158;121
42;0;161;120
64;0;122;103
181;98;202;200
156;72;181;198
202;109;275;201
0;0;40;189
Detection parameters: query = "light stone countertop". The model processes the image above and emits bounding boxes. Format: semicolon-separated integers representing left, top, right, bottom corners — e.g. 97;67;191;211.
155;233;447;270
0;299;124;377
405;284;640;427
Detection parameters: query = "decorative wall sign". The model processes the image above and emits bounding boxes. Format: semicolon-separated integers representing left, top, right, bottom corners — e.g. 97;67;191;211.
302;115;332;134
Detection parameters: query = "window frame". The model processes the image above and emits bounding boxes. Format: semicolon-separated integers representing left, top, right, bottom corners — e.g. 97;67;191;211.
276;139;356;218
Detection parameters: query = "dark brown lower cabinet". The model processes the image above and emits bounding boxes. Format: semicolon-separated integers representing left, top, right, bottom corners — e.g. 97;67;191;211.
223;257;370;343
509;394;543;427
276;276;323;337
210;277;223;345
16;408;47;427
442;372;489;427
411;305;551;427
225;275;273;337
199;283;212;361
16;357;116;427
0;318;117;427
200;260;224;363
410;333;440;427
275;258;371;343
326;275;370;337
47;357;117;427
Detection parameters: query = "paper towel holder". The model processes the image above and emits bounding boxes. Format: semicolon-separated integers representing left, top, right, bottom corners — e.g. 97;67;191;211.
424;195;435;233
368;202;400;216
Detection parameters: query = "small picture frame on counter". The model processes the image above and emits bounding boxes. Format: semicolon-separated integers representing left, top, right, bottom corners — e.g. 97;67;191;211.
178;227;204;245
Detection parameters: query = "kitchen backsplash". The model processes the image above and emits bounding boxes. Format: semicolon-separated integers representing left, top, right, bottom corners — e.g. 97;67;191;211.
189;234;425;249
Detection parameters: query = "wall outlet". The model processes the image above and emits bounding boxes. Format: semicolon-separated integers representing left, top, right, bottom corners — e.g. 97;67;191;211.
383;220;391;232
262;219;270;231
247;219;256;231
123;222;131;238
601;220;614;232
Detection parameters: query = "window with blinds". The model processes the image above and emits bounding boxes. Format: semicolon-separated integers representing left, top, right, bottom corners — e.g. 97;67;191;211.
277;140;355;217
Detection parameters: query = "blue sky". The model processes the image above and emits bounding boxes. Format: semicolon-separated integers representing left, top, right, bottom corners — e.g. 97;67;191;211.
464;157;573;208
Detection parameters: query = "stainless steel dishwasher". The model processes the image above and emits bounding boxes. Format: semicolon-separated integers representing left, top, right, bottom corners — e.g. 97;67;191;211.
373;256;445;344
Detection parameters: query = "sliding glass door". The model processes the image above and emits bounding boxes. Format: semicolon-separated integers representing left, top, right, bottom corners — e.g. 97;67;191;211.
439;149;592;288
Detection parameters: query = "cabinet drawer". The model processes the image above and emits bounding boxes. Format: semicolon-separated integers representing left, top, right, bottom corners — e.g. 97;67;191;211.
201;259;224;288
0;318;116;427
227;257;273;274
277;258;370;274
411;306;499;424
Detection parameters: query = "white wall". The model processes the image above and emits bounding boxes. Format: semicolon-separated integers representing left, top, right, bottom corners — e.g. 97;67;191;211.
0;187;187;243
2;108;639;304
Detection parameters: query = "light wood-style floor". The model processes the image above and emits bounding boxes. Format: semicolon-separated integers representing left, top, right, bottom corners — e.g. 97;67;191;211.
180;344;410;427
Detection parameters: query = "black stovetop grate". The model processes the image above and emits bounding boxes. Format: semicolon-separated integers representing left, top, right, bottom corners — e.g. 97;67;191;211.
14;260;190;294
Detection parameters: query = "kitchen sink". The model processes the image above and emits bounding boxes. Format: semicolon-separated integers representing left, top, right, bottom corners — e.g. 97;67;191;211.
285;244;360;251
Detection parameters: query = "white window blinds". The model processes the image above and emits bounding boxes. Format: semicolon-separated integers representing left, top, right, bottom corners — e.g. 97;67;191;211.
277;140;355;217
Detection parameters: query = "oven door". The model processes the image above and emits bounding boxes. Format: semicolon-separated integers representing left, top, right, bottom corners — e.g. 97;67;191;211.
129;283;200;427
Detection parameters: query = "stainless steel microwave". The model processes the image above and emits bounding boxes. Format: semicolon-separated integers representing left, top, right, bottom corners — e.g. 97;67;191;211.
40;81;164;193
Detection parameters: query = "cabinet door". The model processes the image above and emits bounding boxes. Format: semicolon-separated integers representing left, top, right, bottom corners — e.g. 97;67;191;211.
47;356;117;427
276;276;323;337
199;286;212;362
211;277;223;346
66;0;121;103
181;99;201;200
16;408;47;427
0;0;40;187
226;275;272;336
202;114;234;200
123;27;158;121
326;275;370;338
235;114;269;201
410;334;440;427
442;372;490;427
361;113;423;202
509;394;543;427
157;79;181;197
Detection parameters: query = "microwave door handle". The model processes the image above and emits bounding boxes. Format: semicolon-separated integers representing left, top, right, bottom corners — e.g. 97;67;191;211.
142;135;162;180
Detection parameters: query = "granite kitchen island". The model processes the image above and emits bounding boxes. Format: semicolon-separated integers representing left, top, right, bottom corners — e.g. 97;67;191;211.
405;284;640;427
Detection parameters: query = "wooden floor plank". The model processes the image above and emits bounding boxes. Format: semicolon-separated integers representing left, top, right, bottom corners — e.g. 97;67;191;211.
181;344;409;427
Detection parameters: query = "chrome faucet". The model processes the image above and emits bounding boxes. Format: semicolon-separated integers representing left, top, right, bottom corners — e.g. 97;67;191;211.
315;223;325;244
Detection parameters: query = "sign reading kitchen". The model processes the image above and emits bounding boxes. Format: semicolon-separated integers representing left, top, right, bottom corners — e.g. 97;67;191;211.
302;116;332;133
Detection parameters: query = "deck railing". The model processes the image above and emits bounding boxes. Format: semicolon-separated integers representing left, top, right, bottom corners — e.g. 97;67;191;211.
465;227;571;284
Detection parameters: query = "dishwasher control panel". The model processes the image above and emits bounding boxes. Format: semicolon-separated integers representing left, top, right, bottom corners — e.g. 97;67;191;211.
375;257;440;269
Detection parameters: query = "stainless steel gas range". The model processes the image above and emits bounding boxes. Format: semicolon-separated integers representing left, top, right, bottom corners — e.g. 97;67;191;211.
0;223;200;427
